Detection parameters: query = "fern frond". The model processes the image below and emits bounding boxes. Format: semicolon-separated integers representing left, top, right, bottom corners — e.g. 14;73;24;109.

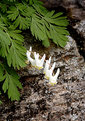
0;14;9;26
7;3;32;29
7;6;19;21
0;29;11;57
33;3;48;16
0;62;22;101
0;63;5;82
0;91;2;104
9;0;16;1
0;3;7;13
0;20;26;68
6;28;26;69
14;15;30;30
30;6;69;47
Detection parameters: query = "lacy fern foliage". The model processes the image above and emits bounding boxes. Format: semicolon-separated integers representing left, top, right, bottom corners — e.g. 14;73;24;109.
0;62;22;101
7;1;69;47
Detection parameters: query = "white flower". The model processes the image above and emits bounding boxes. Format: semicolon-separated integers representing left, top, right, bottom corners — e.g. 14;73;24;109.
49;68;60;85
43;57;51;79
26;46;32;64
26;47;45;69
28;56;36;67
26;46;36;66
34;52;46;69
44;57;56;80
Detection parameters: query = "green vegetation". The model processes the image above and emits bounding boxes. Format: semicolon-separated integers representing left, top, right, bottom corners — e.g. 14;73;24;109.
0;0;69;103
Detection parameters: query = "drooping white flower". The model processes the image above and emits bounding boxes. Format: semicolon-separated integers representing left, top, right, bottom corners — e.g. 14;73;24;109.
26;46;36;66
34;52;46;69
26;47;32;62
43;57;51;78
26;46;32;64
44;57;56;80
49;68;60;85
28;56;36;67
26;47;45;69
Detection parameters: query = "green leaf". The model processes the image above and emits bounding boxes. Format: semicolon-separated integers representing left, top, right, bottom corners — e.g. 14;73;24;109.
8;28;24;42
0;15;9;26
6;27;26;69
8;0;15;1
0;91;2;105
42;39;50;47
2;63;22;101
50;25;68;47
44;12;69;26
0;23;26;69
0;3;7;13
31;14;46;40
33;4;48;16
7;40;26;69
0;29;11;57
7;3;32;30
32;0;44;6
7;6;19;21
30;8;69;47
0;63;5;82
13;15;30;30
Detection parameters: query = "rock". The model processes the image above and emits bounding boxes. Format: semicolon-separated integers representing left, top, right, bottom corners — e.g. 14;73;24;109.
77;0;85;9
41;0;62;8
41;0;77;8
0;35;85;121
41;0;85;20
68;7;85;20
73;20;85;38
73;20;85;56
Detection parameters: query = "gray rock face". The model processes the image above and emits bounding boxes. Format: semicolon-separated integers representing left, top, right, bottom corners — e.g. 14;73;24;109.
74;20;85;38
41;0;77;7
78;0;85;9
73;20;85;56
41;0;85;9
0;36;85;121
41;0;85;19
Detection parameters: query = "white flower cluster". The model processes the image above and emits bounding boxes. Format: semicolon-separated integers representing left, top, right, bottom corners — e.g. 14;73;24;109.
26;47;60;85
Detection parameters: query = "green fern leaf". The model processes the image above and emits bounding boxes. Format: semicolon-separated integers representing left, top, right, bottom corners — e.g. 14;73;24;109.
7;6;19;21
14;15;30;30
0;29;11;57
7;0;17;2
2;63;22;101
6;28;26;69
0;21;26;69
7;3;31;29
0;91;2;104
30;7;69;47
0;3;7;13
0;63;5;82
7;40;26;69
44;11;69;26
8;27;24;41
33;4;48;16
50;25;68;47
0;14;9;26
31;14;48;40
42;39;50;47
